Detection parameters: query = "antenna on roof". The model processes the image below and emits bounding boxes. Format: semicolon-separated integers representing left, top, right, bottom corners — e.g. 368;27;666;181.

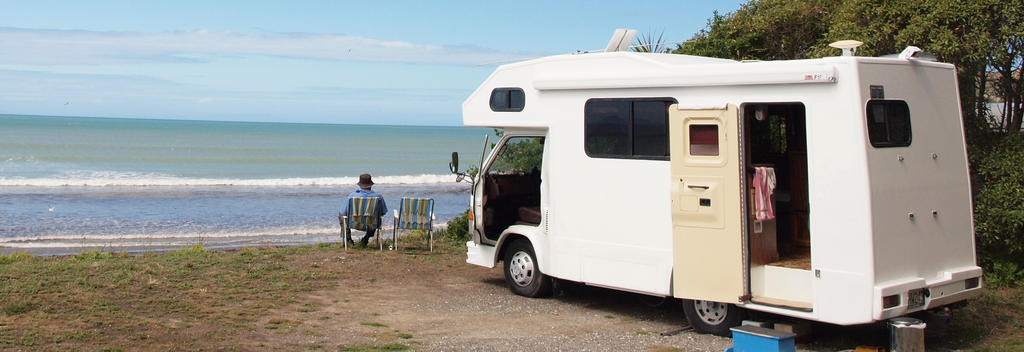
605;29;638;52
829;40;863;56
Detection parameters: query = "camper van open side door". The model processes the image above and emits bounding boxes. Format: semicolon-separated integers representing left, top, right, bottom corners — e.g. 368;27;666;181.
669;104;746;334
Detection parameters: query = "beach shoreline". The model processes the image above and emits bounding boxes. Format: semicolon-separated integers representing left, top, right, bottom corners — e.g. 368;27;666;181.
0;223;449;256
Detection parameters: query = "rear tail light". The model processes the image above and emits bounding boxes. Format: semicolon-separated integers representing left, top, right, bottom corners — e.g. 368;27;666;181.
882;294;901;309
467;211;474;221
965;277;980;289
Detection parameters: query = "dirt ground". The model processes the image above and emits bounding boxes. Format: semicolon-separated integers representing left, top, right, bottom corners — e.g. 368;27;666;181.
224;248;729;351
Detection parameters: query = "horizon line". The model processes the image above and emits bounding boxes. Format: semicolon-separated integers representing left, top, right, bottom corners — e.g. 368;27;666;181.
0;112;467;128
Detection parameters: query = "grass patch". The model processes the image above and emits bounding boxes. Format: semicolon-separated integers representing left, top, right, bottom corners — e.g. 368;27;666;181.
359;321;388;328
75;250;115;260
0;244;343;349
939;286;1024;350
338;343;410;352
2;300;34;315
265;318;302;330
0;252;33;265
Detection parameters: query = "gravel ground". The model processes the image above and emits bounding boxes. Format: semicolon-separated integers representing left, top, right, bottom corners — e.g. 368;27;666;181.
250;249;959;351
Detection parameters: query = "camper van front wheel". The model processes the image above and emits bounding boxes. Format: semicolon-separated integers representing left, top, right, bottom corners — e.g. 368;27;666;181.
503;240;552;298
681;299;743;337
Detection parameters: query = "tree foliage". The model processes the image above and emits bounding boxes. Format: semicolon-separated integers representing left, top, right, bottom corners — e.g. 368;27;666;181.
673;0;1023;139
971;135;1024;273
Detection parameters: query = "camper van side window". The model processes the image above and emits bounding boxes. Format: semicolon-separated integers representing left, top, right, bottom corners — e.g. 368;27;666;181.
489;88;525;112
584;98;673;159
866;100;912;147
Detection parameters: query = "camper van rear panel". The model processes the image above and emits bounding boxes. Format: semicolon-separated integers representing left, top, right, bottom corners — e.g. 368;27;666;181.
856;60;982;319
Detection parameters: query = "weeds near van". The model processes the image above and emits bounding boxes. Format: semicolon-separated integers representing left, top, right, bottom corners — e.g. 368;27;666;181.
0;252;33;265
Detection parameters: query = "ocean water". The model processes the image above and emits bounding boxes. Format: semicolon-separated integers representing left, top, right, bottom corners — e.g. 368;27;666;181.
0;114;489;255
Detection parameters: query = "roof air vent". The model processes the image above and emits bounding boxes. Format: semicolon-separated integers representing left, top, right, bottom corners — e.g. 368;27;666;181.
829;40;864;57
604;29;638;52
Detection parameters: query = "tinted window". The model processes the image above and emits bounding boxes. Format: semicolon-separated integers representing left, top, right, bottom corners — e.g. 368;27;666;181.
633;101;669;156
585;98;673;159
689;125;719;156
866;100;911;147
489;88;525;112
585;100;630;155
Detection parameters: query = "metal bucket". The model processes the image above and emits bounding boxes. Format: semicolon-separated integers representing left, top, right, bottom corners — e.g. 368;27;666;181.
888;317;926;352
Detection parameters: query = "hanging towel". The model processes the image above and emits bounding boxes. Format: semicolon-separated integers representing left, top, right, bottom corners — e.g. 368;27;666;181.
753;167;776;221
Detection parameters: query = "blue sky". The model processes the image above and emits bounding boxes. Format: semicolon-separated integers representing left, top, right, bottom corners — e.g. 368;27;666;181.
0;1;745;126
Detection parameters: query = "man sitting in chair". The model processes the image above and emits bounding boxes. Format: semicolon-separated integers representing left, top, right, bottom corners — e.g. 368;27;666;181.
340;173;388;246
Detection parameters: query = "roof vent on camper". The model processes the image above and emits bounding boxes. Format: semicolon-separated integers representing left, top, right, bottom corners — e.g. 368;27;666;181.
829;40;863;56
897;46;937;61
605;29;638;52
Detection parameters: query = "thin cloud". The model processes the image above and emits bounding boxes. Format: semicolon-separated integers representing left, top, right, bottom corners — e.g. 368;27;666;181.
0;27;539;66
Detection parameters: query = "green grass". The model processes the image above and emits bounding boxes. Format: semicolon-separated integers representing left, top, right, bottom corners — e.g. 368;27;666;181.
0;251;33;265
939;286;1024;351
359;321;388;328
0;244;344;349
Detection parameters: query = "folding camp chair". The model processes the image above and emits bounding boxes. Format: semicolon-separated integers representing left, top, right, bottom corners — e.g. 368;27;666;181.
392;197;435;251
339;196;385;251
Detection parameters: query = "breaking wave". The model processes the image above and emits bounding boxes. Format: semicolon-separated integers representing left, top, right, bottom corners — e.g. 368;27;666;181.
0;173;459;187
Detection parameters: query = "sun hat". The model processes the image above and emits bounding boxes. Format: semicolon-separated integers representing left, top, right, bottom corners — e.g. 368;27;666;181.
357;173;375;188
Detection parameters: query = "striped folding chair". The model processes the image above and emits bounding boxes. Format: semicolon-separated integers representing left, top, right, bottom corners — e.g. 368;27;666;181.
392;197;435;251
340;197;384;251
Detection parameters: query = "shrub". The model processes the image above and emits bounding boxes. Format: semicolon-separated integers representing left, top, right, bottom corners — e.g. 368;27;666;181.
972;134;1024;283
0;252;33;265
439;210;471;244
75;250;114;260
169;244;208;258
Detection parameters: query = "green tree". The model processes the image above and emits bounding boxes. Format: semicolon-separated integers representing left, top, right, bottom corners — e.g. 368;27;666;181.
674;0;1023;139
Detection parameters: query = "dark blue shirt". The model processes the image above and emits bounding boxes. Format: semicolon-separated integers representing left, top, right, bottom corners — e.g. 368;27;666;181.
340;188;387;215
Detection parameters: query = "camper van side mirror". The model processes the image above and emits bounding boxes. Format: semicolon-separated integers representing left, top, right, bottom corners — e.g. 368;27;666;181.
449;152;459;173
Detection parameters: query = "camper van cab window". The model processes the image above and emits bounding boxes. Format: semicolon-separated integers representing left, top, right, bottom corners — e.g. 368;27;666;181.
584;98;674;159
489;88;525;112
866;100;912;147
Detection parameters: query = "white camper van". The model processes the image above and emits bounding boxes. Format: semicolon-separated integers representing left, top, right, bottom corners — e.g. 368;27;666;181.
449;37;982;336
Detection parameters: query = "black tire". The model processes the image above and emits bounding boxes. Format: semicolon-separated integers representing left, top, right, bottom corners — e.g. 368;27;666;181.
681;299;744;337
502;240;552;298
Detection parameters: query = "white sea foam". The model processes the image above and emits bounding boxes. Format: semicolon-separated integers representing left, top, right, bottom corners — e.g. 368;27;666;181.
0;227;336;244
0;222;448;248
0;173;460;187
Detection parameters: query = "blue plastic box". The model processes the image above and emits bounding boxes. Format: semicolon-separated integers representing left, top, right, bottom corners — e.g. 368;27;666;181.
725;325;796;352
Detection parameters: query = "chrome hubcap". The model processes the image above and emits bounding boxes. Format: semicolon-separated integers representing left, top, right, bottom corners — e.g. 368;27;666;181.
693;300;729;325
509;251;535;287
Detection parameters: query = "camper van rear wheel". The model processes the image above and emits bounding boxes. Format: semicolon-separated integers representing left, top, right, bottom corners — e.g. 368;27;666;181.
503;240;552;298
681;299;743;337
